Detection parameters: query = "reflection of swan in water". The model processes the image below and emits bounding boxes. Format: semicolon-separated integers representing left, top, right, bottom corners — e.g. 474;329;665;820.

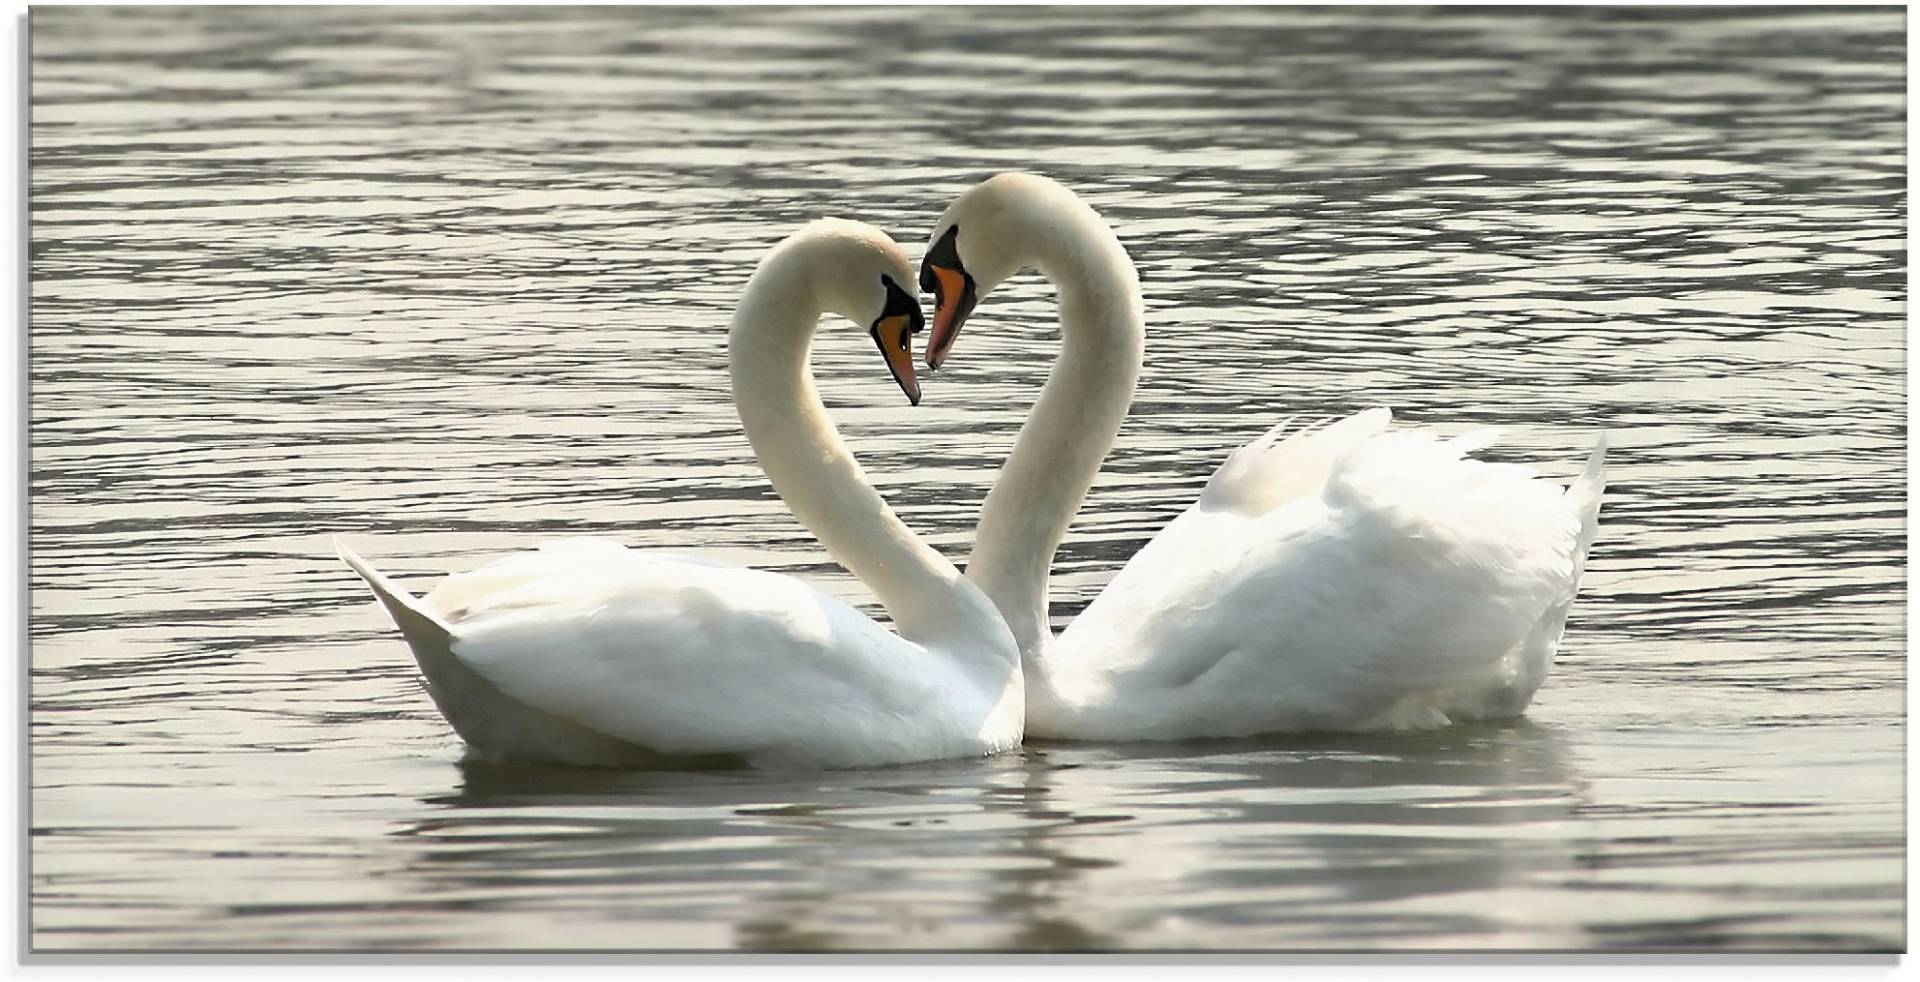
379;755;1054;949
983;722;1586;949
366;724;1582;949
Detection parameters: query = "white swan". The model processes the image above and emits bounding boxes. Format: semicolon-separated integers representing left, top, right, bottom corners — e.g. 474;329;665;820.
338;219;1022;769
918;173;1606;740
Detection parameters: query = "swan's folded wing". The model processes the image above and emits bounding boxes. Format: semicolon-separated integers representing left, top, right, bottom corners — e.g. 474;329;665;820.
1060;426;1587;736
1217;430;1583;718
438;559;991;766
1073;408;1403;643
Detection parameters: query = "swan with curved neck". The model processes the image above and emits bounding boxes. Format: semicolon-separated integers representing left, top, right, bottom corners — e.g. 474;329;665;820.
921;173;1606;740
339;220;1022;769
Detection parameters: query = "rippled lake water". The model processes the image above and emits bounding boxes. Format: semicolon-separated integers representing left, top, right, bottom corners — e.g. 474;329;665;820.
28;5;1905;952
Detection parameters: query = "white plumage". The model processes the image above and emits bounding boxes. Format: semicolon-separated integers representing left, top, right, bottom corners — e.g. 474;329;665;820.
1035;412;1606;739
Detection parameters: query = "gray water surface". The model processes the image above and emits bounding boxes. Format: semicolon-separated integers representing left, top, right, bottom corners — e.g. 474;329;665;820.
29;6;1905;951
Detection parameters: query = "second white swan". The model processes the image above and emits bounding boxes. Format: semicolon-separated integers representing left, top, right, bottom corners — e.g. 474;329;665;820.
338;219;1023;769
919;173;1606;741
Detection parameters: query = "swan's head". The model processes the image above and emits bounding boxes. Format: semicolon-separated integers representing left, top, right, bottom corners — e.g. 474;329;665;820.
852;270;926;407
919;174;1060;370
769;218;927;405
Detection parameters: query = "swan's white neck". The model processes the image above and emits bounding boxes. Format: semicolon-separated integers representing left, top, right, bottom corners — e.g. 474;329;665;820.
728;262;1012;662
965;187;1144;661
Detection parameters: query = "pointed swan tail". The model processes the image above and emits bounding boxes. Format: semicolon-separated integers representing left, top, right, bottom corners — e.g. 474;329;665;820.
335;537;454;653
332;537;655;767
1566;432;1608;584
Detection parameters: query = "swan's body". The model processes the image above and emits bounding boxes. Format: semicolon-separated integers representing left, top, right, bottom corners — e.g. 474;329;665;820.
1023;412;1605;739
921;174;1606;740
339;221;1022;769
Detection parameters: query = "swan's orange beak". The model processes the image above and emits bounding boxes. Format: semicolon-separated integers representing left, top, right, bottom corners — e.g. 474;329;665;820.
924;264;976;372
870;313;922;406
920;225;977;371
